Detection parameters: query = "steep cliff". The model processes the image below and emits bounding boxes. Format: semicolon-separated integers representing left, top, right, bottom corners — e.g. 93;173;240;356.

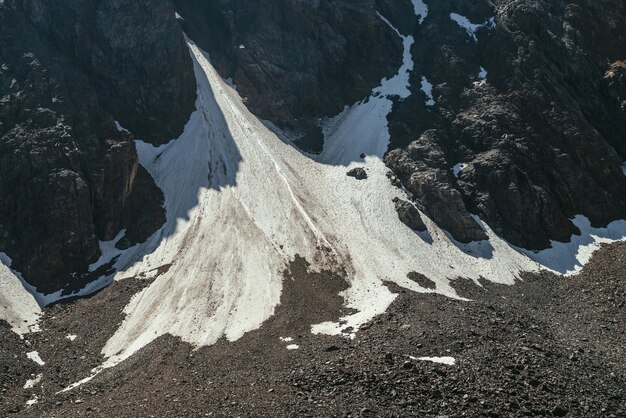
0;0;196;294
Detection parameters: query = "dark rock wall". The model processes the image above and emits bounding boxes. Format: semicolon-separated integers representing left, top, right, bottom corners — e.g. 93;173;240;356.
385;0;626;248
0;0;196;294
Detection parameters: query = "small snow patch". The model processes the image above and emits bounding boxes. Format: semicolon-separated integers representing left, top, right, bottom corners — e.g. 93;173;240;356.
25;395;38;407
114;121;130;134
421;76;435;107
23;374;43;389
279;337;294;342
411;0;428;24
450;13;496;42
412;356;456;365
66;334;77;341
474;67;488;86
286;344;300;350
27;351;45;366
452;163;468;178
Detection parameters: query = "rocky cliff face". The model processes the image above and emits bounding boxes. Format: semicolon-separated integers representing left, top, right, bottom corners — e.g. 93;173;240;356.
0;0;196;294
384;0;626;248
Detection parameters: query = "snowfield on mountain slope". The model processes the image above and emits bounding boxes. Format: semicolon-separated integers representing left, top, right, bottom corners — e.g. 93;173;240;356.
2;12;626;395
70;31;543;376
90;34;550;369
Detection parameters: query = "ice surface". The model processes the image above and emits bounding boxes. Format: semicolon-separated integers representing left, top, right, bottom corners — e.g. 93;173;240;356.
42;21;626;393
411;0;428;24
27;351;45;366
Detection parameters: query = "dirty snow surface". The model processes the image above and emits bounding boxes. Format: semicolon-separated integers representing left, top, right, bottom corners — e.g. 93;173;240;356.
74;36;546;376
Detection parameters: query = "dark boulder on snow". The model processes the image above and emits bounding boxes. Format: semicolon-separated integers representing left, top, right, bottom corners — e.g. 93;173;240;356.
386;134;487;243
347;168;368;180
393;198;427;232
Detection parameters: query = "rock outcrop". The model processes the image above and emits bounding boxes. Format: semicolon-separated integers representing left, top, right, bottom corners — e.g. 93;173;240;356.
0;0;196;294
384;0;626;248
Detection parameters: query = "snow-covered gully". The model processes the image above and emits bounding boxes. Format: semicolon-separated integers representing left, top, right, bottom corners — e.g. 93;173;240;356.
2;12;626;393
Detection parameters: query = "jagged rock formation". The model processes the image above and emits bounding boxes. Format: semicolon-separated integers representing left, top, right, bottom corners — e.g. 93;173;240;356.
0;0;196;294
384;0;626;248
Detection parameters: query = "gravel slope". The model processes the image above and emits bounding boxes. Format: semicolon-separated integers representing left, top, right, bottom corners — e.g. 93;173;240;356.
2;243;625;417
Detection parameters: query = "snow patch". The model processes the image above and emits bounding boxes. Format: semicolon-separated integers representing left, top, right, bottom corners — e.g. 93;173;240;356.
279;337;294;342
519;215;626;275
286;344;300;350
23;374;43;389
420;76;435;107
0;252;41;335
450;13;496;42
27;351;45;366
474;67;488;86
412;356;456;365
25;395;38;407
66;334;77;341
411;0;428;24
452;163;468;178
375;13;414;99
114;121;130;133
